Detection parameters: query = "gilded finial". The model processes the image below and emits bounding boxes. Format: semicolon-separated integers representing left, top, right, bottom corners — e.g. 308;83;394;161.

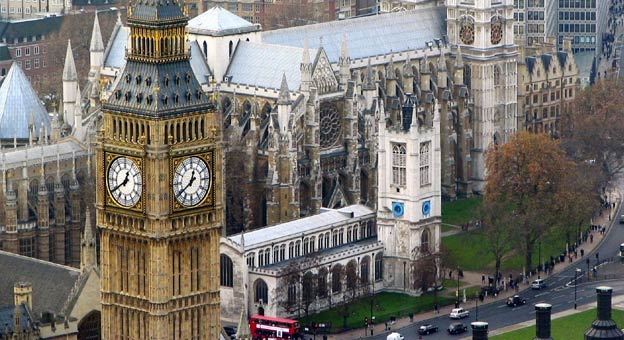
139;135;146;144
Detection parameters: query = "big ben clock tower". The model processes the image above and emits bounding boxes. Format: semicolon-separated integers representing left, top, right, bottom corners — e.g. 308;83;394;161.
96;0;222;338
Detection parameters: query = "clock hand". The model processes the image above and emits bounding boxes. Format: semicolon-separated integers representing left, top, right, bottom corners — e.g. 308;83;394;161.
111;171;130;192
176;171;196;197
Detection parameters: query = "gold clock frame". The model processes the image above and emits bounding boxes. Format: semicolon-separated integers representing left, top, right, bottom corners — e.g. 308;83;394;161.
104;153;145;212
171;151;215;212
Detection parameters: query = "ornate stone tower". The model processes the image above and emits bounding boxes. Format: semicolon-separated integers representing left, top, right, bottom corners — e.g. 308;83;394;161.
96;0;222;338
377;52;442;293
446;0;518;192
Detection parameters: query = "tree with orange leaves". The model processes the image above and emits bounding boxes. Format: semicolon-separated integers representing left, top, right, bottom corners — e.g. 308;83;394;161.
484;131;577;272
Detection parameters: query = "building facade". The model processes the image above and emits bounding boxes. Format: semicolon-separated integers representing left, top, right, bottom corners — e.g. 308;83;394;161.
517;38;580;135
96;0;222;338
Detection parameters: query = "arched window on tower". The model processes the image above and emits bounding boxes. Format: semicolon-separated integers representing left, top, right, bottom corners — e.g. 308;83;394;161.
421;229;431;253
375;253;383;281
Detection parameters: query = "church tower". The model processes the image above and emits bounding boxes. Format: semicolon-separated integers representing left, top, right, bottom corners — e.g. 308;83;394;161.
96;0;222;338
377;52;442;293
446;0;518;191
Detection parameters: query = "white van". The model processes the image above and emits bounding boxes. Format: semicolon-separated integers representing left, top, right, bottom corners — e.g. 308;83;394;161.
386;332;405;340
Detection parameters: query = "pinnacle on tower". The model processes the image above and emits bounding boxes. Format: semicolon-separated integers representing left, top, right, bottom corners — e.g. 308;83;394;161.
340;33;349;62
90;11;104;52
62;40;77;81
455;45;464;68
278;73;291;105
421;54;430;74
438;50;447;71
302;36;310;65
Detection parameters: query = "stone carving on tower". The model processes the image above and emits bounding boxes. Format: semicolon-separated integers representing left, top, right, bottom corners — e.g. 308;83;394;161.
96;0;222;338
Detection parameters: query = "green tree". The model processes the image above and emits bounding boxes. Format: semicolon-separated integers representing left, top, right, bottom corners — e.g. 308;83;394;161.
479;201;514;283
485;131;575;271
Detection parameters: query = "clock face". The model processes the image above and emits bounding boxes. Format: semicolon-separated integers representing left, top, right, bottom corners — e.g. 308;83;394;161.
491;19;503;45
460;20;475;45
107;156;142;207
173;156;211;207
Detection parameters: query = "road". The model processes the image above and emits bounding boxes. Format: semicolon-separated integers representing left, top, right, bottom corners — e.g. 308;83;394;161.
368;203;624;340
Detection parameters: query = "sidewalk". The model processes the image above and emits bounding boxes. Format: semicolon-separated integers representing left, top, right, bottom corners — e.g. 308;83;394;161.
330;188;621;340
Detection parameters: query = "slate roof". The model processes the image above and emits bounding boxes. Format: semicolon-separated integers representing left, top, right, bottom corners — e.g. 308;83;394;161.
0;304;36;337
2;140;86;169
224;41;317;91
128;0;185;22
541;54;553;71
262;6;446;63
188;6;260;36
0;63;50;140
556;51;568;68
0;251;80;317
103;26;128;69
228;205;374;249
0;16;63;42
103;60;213;117
189;41;212;85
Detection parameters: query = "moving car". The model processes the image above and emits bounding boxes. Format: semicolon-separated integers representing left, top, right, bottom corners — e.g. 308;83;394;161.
449;307;470;319
531;279;547;290
386;332;405;340
506;295;527;307
223;325;237;340
418;324;439;335
447;322;468;335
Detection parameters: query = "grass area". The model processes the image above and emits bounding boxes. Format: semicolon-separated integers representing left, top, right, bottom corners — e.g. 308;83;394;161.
490;308;624;340
441;196;483;226
301;292;455;332
442;227;569;274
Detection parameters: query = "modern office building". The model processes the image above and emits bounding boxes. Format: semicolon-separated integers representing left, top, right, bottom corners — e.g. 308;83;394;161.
513;0;608;53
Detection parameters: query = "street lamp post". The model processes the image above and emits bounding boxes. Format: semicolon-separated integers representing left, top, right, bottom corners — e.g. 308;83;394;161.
586;258;590;280
574;268;581;309
456;268;461;307
538;240;542;279
475;292;479;321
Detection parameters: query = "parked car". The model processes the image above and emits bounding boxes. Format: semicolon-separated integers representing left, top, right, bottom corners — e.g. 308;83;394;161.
418;324;439;335
447;322;468;335
449;307;470;319
506;295;527;307
531;279;547;290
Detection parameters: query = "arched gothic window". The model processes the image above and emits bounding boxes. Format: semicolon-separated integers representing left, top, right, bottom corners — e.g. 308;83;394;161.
254;279;268;304
374;253;383;281
421;229;431;253
220;254;234;287
332;265;343;293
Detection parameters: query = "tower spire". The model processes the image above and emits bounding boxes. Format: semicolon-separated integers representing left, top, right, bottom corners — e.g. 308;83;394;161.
277;73;291;105
62;40;77;82
90;11;104;53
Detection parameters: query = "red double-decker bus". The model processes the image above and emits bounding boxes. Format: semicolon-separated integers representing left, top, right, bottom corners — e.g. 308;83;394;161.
249;315;302;340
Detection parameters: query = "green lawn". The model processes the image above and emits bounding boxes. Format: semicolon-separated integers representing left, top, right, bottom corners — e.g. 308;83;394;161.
301;292;455;332
490;309;624;340
442;227;569;274
441;197;483;226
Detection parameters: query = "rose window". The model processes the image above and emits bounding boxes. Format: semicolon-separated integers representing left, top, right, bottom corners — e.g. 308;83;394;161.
319;103;342;148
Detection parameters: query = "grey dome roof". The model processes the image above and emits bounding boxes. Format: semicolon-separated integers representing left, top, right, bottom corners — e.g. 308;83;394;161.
0;63;50;140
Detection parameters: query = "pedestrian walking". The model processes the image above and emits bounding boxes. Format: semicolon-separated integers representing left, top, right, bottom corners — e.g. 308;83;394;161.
590;234;594;243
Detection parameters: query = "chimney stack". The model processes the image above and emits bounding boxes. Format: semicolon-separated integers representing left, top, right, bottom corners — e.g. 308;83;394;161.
472;321;488;340
13;282;32;311
534;303;553;340
584;286;624;340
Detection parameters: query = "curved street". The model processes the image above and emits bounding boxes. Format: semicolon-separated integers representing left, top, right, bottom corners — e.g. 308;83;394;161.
360;189;624;340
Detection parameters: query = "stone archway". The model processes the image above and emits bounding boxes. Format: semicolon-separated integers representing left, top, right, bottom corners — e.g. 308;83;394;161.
78;310;101;340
